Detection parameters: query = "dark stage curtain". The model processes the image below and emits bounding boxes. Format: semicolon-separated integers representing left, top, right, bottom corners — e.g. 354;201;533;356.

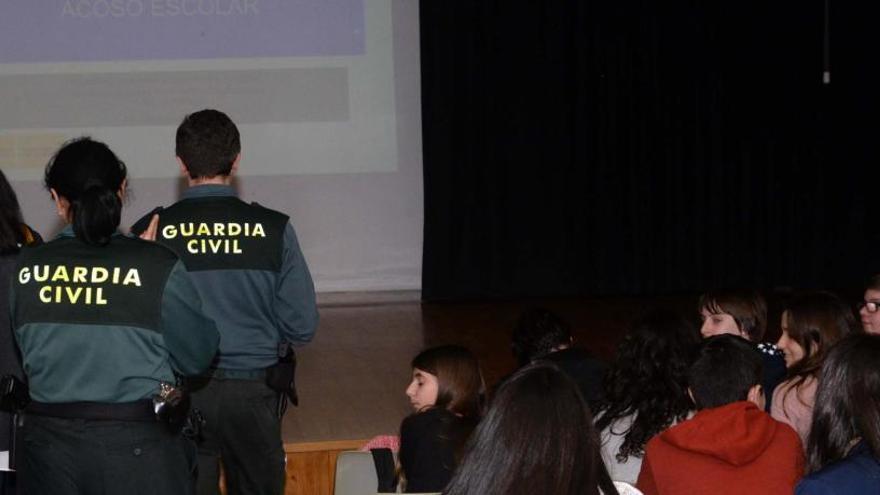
421;0;878;301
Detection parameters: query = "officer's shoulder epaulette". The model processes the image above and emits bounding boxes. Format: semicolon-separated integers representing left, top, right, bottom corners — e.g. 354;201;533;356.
757;342;783;357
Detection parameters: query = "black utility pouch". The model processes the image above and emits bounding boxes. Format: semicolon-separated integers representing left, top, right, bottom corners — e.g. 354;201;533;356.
265;342;298;417
1;375;29;472
0;375;29;413
181;408;206;442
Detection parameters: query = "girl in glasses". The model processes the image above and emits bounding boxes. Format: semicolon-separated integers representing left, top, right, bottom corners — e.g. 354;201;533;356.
858;274;880;334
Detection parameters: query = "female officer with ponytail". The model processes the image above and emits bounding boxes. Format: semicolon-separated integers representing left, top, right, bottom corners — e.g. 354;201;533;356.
10;137;219;495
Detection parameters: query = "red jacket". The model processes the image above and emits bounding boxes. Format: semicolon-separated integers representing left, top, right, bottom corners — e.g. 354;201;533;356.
637;401;804;495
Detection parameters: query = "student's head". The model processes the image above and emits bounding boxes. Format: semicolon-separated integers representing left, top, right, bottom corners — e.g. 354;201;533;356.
44;137;127;246
858;274;880;334
595;309;700;461
406;345;484;418
175;109;241;179
776;291;856;372
444;363;603;495
698;289;767;341
688;334;764;410
510;308;573;366
0;169;26;253
806;333;880;473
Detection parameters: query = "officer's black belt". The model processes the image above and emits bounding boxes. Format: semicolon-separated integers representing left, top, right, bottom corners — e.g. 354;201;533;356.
26;400;155;422
200;368;267;380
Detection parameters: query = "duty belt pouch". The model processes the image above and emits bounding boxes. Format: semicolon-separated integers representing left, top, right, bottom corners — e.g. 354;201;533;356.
0;375;28;472
0;375;29;413
266;342;299;407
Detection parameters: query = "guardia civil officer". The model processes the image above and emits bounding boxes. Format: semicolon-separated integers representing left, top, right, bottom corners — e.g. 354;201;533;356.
131;109;318;495
11;138;219;495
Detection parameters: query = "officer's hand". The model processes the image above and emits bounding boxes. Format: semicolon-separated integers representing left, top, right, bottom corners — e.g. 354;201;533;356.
139;214;160;241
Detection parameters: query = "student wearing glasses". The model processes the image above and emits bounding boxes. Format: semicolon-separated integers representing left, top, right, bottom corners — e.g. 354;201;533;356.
857;274;880;334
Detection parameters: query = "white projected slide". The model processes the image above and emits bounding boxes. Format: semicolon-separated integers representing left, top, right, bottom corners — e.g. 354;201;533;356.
1;1;423;293
0;0;398;180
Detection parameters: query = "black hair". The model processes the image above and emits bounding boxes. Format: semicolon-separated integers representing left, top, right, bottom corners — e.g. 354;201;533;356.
594;310;700;462
806;333;880;473
444;363;615;495
688;334;763;410
0;169;27;253
511;308;573;366
44;137;127;246
175;109;241;179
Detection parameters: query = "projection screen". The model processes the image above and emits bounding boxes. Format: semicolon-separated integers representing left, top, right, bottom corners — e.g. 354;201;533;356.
0;0;423;292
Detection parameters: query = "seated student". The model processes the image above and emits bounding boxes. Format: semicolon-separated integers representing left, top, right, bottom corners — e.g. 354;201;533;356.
857;273;880;334
510;308;606;406
797;333;880;494
594;310;700;484
399;345;484;493
637;334;804;495
444;363;627;495
698;289;786;410
772;291;856;445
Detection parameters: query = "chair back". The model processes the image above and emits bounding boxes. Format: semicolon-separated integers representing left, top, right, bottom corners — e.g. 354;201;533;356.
334;450;379;495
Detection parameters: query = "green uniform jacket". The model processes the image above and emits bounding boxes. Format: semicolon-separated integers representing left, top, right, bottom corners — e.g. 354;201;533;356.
131;184;318;370
11;228;219;403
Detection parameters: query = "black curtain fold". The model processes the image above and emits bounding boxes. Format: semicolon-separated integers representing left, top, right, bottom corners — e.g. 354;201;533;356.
421;0;877;301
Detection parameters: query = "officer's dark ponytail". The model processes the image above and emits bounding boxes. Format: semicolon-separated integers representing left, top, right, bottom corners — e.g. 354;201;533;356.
45;138;127;246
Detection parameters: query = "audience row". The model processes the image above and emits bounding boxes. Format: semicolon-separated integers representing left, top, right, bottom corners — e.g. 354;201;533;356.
386;286;880;495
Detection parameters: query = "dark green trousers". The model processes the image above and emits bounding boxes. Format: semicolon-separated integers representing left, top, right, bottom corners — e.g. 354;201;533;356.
189;377;285;495
19;415;195;495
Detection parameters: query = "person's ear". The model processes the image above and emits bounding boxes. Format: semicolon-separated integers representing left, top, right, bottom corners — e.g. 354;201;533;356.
117;178;128;201
177;156;190;178
50;188;70;220
747;384;765;409
230;153;241;176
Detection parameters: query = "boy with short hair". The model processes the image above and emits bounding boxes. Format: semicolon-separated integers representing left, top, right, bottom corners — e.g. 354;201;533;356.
698;289;786;410
636;334;803;495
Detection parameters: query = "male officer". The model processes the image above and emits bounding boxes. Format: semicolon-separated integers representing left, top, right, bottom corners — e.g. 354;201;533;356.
132;109;318;495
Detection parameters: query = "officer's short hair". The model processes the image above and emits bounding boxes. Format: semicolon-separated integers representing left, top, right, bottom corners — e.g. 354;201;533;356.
688;334;763;410
176;109;241;179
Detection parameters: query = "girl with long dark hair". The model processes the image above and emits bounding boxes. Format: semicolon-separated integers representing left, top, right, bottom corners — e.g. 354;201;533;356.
11;137;218;495
444;363;628;495
772;291;856;445
593;310;701;483
797;333;880;493
399;345;484;493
